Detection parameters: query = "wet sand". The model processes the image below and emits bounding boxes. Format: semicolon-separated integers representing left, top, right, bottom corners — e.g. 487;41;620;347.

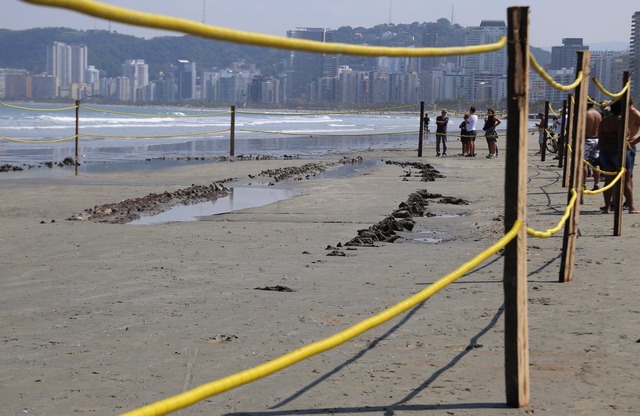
1;139;639;415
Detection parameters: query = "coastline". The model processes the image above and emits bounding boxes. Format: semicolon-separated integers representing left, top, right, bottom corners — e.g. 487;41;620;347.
1;139;639;415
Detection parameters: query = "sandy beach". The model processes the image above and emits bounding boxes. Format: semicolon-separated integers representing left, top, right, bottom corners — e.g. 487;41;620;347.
1;138;639;416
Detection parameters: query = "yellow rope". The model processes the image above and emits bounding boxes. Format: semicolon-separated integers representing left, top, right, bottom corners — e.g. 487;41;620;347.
583;159;618;176
0;135;77;143
1;102;77;111
592;77;630;99
529;54;583;91
526;189;577;238
22;0;505;57
582;168;625;195
586;94;622;109
120;220;521;416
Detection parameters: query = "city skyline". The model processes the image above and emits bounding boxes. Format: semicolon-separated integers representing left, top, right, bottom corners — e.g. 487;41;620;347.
6;23;628;107
3;0;638;50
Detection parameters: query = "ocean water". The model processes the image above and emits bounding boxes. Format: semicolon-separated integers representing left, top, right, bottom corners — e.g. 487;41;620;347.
0;103;439;170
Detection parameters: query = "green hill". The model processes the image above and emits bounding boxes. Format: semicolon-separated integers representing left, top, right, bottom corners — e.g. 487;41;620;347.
0;23;551;79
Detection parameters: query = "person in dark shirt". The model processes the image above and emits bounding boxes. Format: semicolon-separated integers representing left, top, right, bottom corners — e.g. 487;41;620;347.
435;109;449;156
482;108;501;159
598;99;637;214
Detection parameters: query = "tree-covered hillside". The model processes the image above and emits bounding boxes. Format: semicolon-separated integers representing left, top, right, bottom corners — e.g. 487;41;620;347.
0;22;551;79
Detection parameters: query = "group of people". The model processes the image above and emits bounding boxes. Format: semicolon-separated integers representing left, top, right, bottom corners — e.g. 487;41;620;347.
425;100;640;214
595;99;640;214
424;106;501;158
535;100;640;214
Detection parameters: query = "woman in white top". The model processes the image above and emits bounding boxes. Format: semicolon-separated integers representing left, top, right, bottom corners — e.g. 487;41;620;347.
465;106;478;157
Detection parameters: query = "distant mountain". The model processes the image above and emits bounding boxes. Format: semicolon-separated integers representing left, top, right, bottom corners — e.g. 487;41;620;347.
0;24;551;78
0;27;288;78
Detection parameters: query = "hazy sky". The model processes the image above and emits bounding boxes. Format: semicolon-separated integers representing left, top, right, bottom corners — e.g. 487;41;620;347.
3;0;638;49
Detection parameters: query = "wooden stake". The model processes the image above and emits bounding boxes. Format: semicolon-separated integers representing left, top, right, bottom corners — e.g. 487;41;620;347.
75;100;80;176
230;105;235;158
559;51;590;282
613;71;630;236
418;101;425;157
503;6;530;408
562;94;573;187
540;100;549;161
558;99;567;170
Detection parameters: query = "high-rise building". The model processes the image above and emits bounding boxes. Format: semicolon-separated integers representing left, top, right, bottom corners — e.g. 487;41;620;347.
84;65;100;96
420;26;440;73
590;51;629;102
550;38;588;71
461;21;507;103
338;66;357;103
114;76;131;101
175;60;196;100
418;26;441;104
463;21;507;75
248;75;281;104
368;69;390;103
46;41;69;90
0;69;30;99
46;41;88;92
155;73;177;102
121;59;149;102
630;11;640;102
70;44;88;85
286;27;336;101
31;74;57;100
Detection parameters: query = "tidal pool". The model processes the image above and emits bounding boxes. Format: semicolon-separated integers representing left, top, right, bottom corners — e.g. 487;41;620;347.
129;187;298;225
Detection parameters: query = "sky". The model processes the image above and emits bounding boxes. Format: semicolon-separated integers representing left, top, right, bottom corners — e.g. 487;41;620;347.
2;0;638;50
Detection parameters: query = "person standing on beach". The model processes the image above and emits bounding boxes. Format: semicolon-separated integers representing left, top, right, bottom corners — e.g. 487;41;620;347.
483;108;501;159
534;112;547;155
465;106;478;157
435;109;449;157
423;113;430;133
459;114;469;156
584;102;603;190
597;99;637;214
624;100;640;210
554;110;567;160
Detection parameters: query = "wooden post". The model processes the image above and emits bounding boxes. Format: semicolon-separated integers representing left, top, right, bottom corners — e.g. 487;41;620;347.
558;99;567;169
75;99;80;176
540;100;549;161
418;101;425;157
613;71;631;236
559;51;590;283
230;105;235;159
503;6;530;408
562;94;573;187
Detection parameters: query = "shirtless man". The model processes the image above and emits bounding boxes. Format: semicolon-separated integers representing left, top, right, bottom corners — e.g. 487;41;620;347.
584;102;602;190
625;100;640;213
598;100;637;214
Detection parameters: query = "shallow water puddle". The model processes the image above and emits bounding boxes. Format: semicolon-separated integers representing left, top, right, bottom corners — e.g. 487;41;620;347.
129;187;298;225
432;213;462;218
413;229;445;243
413;237;444;243
315;158;384;178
